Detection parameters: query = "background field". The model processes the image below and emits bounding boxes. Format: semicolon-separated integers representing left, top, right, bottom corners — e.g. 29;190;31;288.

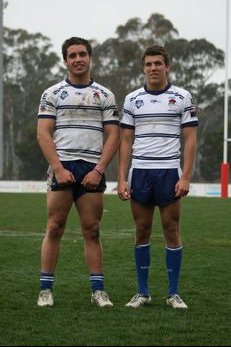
0;193;230;346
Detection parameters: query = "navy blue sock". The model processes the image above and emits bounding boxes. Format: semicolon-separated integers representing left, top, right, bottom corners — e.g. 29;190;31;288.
40;272;54;290
166;246;183;296
89;273;104;293
135;244;150;296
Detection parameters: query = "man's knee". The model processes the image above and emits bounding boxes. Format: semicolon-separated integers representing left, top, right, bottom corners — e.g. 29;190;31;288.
47;220;66;239
83;222;100;241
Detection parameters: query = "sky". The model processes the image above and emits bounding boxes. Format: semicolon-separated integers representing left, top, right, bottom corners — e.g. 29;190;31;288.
3;0;231;81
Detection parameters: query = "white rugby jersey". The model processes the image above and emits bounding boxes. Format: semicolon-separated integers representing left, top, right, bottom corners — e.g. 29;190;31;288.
120;83;198;169
38;79;119;163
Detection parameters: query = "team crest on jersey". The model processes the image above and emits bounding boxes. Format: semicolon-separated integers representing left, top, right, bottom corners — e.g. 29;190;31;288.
93;91;100;100
60;91;68;100
93;86;108;97
135;100;144;109
168;98;176;105
168;98;176;110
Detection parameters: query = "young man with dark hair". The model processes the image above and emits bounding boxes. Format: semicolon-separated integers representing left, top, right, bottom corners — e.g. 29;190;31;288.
37;37;120;308
118;45;198;309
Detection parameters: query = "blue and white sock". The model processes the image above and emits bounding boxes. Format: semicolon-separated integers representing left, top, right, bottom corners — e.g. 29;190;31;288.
166;246;183;296
40;272;54;290
89;273;104;293
135;244;151;296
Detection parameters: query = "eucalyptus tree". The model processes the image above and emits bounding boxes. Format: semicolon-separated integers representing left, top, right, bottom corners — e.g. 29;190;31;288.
3;27;63;179
92;14;179;110
92;13;225;182
3;13;227;182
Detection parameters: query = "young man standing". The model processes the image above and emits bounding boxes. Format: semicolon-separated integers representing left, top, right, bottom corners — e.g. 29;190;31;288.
118;45;198;309
37;37;120;308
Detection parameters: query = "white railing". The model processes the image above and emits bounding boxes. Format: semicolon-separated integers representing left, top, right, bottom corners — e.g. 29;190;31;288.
0;181;230;197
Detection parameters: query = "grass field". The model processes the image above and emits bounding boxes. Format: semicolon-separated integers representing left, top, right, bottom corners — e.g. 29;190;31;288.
0;193;230;346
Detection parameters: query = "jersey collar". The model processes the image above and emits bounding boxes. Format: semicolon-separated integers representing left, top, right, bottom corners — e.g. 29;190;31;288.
65;77;94;88
144;82;171;95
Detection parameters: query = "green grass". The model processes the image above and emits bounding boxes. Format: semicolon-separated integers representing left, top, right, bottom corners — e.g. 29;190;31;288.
0;193;231;346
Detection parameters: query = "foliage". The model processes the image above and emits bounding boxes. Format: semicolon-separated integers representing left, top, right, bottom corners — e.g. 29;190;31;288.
197;95;231;181
92;14;226;182
92;14;181;111
2;13;229;182
166;39;224;102
3;27;63;179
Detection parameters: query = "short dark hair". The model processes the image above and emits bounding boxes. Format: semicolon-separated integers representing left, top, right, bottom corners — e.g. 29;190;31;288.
62;37;92;60
142;45;170;66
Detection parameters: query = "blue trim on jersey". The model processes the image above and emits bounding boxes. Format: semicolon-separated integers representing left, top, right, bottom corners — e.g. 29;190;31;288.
120;123;134;129
165;91;184;99
184;106;194;111
103;120;120;125
144;83;171;95
57;105;101;111
135;133;180;139
134;112;181;119
55;125;103;132
181;121;198;128
56;148;102;156
44;101;55;107
89;85;109;97
103;105;117;111
123;108;134;116
65;78;94;88
38;115;56;119
132;155;180;161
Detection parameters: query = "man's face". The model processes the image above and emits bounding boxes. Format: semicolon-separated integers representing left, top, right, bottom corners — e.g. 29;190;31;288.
65;44;91;78
143;55;169;89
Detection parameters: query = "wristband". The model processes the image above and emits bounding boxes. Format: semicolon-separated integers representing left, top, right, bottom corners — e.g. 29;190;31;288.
94;167;103;176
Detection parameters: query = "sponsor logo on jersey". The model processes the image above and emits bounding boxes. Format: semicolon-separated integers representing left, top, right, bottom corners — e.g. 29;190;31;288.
150;99;160;104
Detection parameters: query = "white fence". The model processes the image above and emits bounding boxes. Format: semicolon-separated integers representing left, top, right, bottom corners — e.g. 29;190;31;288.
0;180;231;197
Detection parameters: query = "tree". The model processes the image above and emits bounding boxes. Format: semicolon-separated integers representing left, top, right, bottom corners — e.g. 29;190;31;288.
92;14;180;111
3;13;228;182
92;14;225;181
3;27;63;179
92;14;224;109
166;38;224;104
198;93;231;181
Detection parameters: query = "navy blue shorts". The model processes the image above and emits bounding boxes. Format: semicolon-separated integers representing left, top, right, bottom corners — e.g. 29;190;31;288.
129;168;181;206
47;160;106;200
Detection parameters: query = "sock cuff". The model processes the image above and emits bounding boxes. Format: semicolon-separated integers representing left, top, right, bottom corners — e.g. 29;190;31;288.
135;243;151;249
165;246;183;252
